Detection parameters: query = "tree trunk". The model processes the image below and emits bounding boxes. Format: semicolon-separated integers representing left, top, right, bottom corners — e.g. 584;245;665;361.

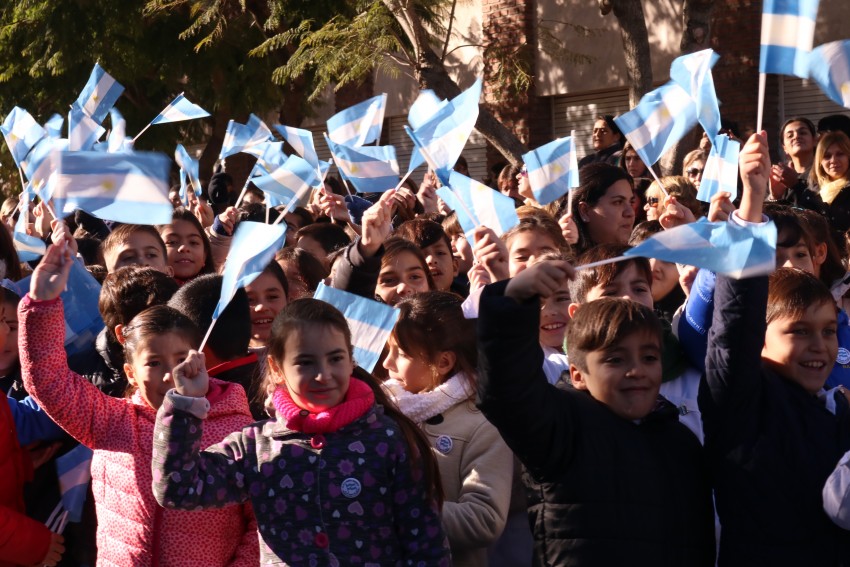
605;0;653;107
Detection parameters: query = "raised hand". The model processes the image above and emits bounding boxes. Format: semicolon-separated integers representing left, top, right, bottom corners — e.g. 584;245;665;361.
49;219;78;257
471;226;509;282
739;131;770;222
217;206;239;236
417;171;439;214
30;240;73;302
558;212;579;245
170;349;209;398
318;189;351;224
658;195;697;230
505;259;574;303
360;190;395;257
707;191;736;223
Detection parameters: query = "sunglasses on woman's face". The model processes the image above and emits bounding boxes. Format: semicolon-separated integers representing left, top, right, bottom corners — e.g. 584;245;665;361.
686;167;704;177
646;196;660;207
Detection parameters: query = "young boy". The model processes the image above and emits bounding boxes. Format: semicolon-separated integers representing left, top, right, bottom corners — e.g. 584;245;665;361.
99;224;171;275
476;266;715;565
701;131;850;564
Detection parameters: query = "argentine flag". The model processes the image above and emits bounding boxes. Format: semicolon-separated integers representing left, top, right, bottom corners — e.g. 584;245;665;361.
522;135;579;205
251;141;288;174
1;107;45;167
325;135;399;193
408;89;447;130
670;49;721;139
175;144;202;197
436;171;519;238
251;154;319;208
214;221;287;320
625;218;776;279
151;93;210;124
809;40;850;108
698;135;741;203
22;137;68;202
275;125;319;168
68;104;105;152
53;151;173;225
74;63;124;124
220;114;273;159
13;186;45;262
614;82;699;168
327;94;387;147
313;283;400;374
759;0;820;78
55;444;94;523
45;113;64;139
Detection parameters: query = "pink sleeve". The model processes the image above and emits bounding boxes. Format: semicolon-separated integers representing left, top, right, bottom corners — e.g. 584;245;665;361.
227;503;260;567
19;295;134;451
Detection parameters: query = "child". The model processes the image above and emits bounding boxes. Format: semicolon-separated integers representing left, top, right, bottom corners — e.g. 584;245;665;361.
151;298;451;565
701;132;850;564
100;223;171;274
527;252;572;385
275;246;328;301
394;219;460;294
629;220;686;324
382;291;512;566
244;261;289;349
296;222;351;271
476;267;715;565
19;238;259;566
503;209;565;277
159;207;215;284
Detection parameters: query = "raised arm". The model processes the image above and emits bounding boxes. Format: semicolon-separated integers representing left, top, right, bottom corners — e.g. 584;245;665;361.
6;395;65;446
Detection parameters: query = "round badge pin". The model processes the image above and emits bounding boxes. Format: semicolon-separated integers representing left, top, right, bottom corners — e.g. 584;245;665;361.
838;347;850;365
341;477;362;498
435;435;453;454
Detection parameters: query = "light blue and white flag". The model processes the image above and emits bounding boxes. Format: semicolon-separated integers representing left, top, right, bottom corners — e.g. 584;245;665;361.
74;63;124;124
178;168;190;207
436;171;519;238
45;114;64;139
251;154;319;208
624;218;776;279
22;137;68;202
249;141;288;175
327;94;387;147
698;134;741;203
313;283;400;373
274;125;319;168
107;108;131;153
408;89;447;130
522;134;579;205
175;144;202;197
325;135;399;193
150;93;210;125
670;49;721;139
614;82;699;167
68;104;105;152
220;114;273;159
52;151;172;225
1;107;45;167
808;40;850;108
759;0;819;78
407;79;482;179
55;444;94;523
13;186;45;262
213;221;287;320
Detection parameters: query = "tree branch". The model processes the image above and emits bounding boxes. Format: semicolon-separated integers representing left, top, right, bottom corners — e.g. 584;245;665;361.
440;0;458;63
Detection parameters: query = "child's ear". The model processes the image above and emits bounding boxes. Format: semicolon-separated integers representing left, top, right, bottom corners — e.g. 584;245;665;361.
164;266;175;278
435;351;457;378
813;242;828;266
568;302;581;318
114;324;126;345
123;362;135;383
577;201;590;223
451;255;459;278
266;356;285;384
569;364;589;391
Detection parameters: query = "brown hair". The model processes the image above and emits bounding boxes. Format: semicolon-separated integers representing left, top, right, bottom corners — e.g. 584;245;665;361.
682;149;707;173
568;244;652;304
264;298;443;505
392;291;477;395
767;267;835;325
0;223;22;281
798;209;847;281
570;163;633;254
296;222;351;256
380;237;436;292
567;297;662;372
394;219;452;252
645;176;703;219
275;246;329;297
503;208;567;250
160;207;215;276
99;266;180;346
441;212;464;239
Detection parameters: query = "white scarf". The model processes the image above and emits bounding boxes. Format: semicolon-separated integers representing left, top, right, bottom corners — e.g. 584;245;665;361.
383;373;474;424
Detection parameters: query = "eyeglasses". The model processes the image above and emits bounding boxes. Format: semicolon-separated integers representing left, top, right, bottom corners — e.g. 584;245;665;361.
519;168;528;178
646;196;660;207
686;167;703;177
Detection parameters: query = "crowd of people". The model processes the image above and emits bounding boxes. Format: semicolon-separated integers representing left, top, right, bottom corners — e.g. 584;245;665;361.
2;109;850;567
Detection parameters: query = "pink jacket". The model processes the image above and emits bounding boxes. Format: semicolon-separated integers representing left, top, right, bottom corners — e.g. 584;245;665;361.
19;296;259;567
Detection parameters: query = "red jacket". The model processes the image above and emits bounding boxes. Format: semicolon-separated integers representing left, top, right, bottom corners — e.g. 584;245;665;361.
20;296;259;567
0;388;51;566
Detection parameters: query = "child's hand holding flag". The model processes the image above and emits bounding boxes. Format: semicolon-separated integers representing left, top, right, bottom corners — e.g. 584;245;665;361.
170;350;209;399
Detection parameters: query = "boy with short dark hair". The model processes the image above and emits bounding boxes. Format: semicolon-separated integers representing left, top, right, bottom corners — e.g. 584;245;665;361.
100;224;171;275
701;131;850;565
477;262;715;566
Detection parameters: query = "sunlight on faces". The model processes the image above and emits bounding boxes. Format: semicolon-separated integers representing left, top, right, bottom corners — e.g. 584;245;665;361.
539;283;571;349
422;239;458;292
162;219;206;280
279;260;310;301
822;143;850;181
450;234;474;274
105;232;170;274
580;262;654;311
649;258;679;302
591;119;619;152
776;235;815;274
643;188;663;221
123;332;192;410
0;299;18;376
268;323;353;413
762;302;838;395
507;231;558;277
245;272;288;348
783;121;815;159
624;149;647;179
376;251;430;306
581;179;635;245
570;331;662;421
685;160;705;189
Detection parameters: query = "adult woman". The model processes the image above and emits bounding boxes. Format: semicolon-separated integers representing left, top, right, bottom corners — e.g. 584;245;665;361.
810;131;850;242
619;141;652;221
570;163;635;255
682;149;707;190
643;176;703;223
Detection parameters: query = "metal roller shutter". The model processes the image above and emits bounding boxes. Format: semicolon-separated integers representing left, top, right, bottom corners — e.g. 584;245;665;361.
781;77;849;126
551;88;631;161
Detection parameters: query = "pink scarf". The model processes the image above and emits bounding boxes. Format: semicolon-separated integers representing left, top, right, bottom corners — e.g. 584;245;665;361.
272;377;375;434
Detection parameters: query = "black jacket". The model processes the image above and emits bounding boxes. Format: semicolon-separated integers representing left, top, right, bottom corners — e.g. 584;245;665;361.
476;281;715;566
66;328;127;398
701;275;850;566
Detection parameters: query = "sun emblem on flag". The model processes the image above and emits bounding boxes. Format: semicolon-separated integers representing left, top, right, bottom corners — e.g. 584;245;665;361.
552;163;563;175
7;133;17;143
93;94;99;102
350;164;359;174
102;180;115;192
841;82;850;105
660;107;672;121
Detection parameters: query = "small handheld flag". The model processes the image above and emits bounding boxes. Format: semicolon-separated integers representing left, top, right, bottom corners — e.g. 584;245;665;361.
698;135;741;203
74;63;124;124
313;283;400;373
275;125;319;168
175;144;202;197
327;94;387;147
68;104;105;152
759;0;820;79
669;49;721;139
220;114;273;159
151;93;210;125
13;186;45;262
251;154;319;208
408;90;447;130
324;135;400;193
44;114;64;139
1;107;45;167
436;171;519;238
53;444;94;526
808;40;850;109
522;135;579;205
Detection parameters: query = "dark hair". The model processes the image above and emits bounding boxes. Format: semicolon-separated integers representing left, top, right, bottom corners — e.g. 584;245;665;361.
75;236;104;266
817;114;850;140
441;212;463;239
256;260;290;301
765;204;816;253
285;207;314;231
122;305;201;397
99;265;180;346
275;246;329;296
380;237;436;293
394;219;452;252
393;292;477;394
160;207;215;277
629;220;664;245
238;202;270;223
101;224;167;271
296;223;351;256
567;297;662;372
264;298;443;505
570;163;633;254
568;244;652;304
504;207;567;250
798;208;847;284
781;116;817;138
618;140;648;177
767;268;835;326
167;273;250;361
0;223;21;281
596;114;623;140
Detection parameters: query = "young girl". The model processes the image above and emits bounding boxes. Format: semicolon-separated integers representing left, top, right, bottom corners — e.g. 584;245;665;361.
151;298;450;565
160;207;215;284
245;261;289;349
19;238;258;566
381;292;513;566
